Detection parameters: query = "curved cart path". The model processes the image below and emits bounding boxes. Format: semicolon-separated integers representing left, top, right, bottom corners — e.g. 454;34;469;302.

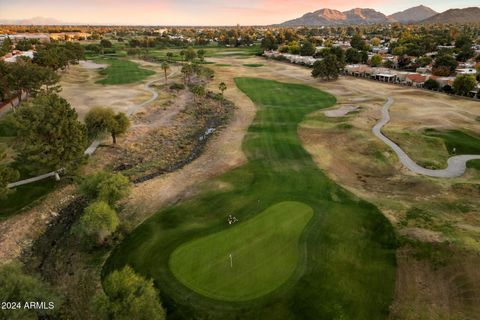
373;97;480;178
8;70;177;188
85;70;177;155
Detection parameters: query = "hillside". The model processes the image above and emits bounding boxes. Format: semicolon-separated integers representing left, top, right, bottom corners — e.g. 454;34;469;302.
0;16;68;25
388;5;437;22
279;8;391;26
421;7;480;23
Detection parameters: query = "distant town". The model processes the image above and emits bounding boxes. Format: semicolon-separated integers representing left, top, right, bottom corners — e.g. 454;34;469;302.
1;17;479;100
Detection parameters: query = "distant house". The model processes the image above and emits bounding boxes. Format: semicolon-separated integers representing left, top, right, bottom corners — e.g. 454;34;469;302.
437;45;455;50
1;50;35;63
416;66;432;74
372;46;388;54
332;41;351;50
344;64;372;77
456;68;477;75
405;74;428;87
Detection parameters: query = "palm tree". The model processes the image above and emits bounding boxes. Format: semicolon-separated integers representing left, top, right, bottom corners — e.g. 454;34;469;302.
197;49;206;62
218;82;227;105
161;61;170;84
219;82;227;96
181;64;193;85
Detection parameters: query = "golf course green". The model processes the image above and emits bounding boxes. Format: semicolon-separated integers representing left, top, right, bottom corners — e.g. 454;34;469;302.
170;201;313;301
104;78;397;320
96;58;155;85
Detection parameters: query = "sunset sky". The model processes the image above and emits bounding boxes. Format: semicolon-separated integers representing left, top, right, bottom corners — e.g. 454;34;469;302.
0;0;478;25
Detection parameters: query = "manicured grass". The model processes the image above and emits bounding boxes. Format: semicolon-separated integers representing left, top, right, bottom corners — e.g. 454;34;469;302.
0;179;57;219
424;129;480;155
95;58;155;85
104;78;396;320
243;63;264;67
170;201;313;301
423;129;480;169
147;45;261;62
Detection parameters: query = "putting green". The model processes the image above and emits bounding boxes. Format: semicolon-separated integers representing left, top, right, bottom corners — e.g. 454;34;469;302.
169;201;313;301
104;78;396;320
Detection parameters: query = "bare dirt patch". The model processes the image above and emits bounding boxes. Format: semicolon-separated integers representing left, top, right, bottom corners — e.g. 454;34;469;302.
324;105;359;117
78;60;107;69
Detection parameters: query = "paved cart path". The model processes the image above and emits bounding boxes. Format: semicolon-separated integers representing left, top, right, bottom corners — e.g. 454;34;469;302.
373;97;480;178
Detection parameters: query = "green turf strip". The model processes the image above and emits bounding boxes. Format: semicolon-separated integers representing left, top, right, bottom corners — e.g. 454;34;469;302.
104;78;396;320
424;129;480;170
170;201;313;301
243;63;264;67
95;58;155;85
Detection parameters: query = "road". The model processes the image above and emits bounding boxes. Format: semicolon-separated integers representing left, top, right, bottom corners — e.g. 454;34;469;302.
373;97;480;178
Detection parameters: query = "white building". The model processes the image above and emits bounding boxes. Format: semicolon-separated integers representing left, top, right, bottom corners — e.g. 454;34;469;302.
456;68;477;75
2;50;35;63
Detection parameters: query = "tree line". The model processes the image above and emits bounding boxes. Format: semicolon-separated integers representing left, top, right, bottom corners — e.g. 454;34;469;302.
0;42;84;104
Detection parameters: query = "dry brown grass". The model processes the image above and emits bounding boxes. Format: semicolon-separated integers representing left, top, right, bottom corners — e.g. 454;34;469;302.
59;60;174;120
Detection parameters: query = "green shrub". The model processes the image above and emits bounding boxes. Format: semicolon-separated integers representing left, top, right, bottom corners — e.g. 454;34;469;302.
0;263;62;320
79;171;131;206
94;266;166;320
169;82;185;90
78;201;119;244
336;123;353;129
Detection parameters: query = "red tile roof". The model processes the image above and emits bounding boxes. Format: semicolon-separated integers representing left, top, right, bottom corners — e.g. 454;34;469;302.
406;73;427;83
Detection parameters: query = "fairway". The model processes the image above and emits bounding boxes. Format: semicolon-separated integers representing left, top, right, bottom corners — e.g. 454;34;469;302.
170;201;313;301
95;58;155;85
104;78;396;320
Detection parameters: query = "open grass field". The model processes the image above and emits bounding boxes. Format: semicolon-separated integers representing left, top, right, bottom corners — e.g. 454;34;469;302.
170;201;313;301
104;78;397;320
95;58;155;85
145;45;261;62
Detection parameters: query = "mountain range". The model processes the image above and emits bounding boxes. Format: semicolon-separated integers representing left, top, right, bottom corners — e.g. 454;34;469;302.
388;5;437;23
421;7;480;24
1;6;479;26
0;17;71;25
279;6;479;26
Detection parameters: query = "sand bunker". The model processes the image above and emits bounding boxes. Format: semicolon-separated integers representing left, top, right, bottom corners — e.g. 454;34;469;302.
79;60;107;69
324;105;359;117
